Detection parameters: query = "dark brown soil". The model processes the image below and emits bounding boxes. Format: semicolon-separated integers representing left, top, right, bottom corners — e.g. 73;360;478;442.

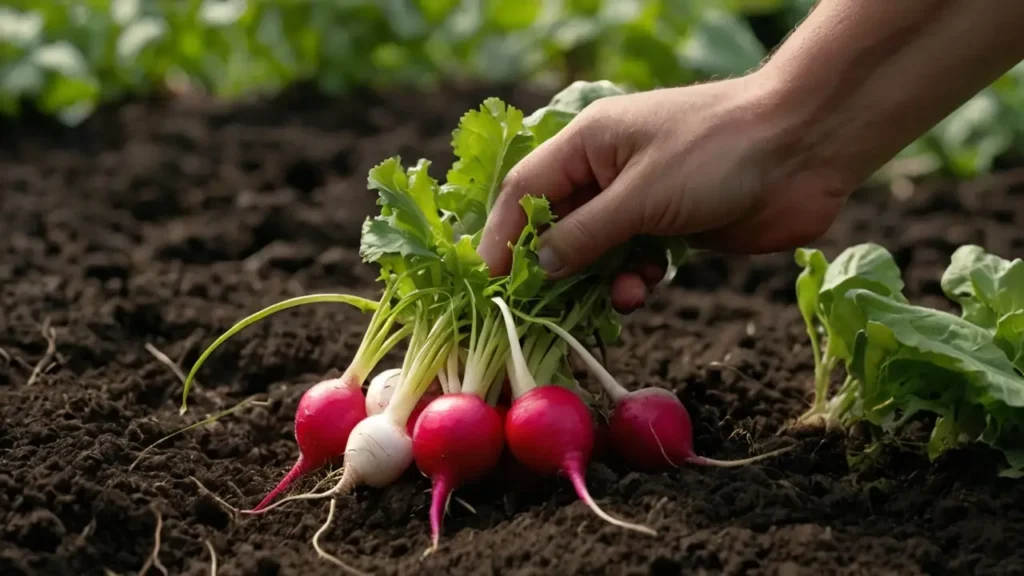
2;83;1024;576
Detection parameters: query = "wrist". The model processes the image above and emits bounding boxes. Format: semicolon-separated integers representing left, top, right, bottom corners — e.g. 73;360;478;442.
738;66;859;204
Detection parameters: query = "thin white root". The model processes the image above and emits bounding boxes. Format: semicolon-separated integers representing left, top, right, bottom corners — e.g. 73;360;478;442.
453;496;476;515
242;468;356;516
145;342;195;387
189;476;240;516
312;499;371;576
578;489;657;537
26;320;57;386
688;444;796;468
138;505;168;576
204;540;218;576
567;468;657;537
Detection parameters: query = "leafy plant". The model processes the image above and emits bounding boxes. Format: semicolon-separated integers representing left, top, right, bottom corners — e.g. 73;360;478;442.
794;243;1024;476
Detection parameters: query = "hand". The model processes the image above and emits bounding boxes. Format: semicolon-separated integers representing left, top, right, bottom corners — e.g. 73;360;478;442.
477;74;852;312
477;0;1024;314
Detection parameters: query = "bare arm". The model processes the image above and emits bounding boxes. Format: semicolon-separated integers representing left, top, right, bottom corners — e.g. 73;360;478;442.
478;0;1024;312
760;0;1024;189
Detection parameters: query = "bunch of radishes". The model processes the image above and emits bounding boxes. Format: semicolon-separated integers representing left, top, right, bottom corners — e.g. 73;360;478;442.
179;81;792;557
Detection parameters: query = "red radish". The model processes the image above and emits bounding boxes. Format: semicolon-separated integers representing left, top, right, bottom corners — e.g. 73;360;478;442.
610;273;647;313
242;313;462;516
492;297;656;536
412;393;504;551
406;392;439;436
178;290;420;513
527;317;794;472
249;371;367;512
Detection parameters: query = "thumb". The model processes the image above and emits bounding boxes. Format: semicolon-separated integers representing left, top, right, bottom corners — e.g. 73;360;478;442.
477;118;600;277
536;175;641;278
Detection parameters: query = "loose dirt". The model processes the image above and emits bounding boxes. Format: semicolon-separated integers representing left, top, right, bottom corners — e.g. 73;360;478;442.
2;84;1023;576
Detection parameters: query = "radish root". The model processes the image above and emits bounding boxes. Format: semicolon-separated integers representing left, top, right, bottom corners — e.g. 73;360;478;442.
312;499;371;576
137;505;168;576
204;540;218;576
26;319;57;386
241;466;358;515
687;444;796;468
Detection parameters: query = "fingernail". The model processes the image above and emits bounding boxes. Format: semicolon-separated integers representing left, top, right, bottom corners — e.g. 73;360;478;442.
538;247;563;274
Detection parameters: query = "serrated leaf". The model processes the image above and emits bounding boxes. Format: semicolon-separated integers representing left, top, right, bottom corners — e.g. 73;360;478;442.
442;97;534;235
359;218;436;263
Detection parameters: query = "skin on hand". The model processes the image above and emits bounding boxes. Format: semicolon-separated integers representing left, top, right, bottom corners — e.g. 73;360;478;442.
478;77;848;312
477;0;1024;314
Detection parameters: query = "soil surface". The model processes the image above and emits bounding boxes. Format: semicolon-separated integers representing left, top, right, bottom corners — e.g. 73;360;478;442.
2;84;1024;576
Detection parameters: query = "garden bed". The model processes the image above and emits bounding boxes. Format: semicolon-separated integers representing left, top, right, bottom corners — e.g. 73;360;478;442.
2;84;1023;576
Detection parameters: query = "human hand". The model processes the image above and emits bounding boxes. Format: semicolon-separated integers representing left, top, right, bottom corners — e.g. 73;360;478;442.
476;73;853;313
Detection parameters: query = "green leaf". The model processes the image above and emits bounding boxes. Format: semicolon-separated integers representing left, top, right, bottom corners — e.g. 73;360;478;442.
942;245;1024;324
942;245;1024;372
359;218;436;263
506;195;555;300
794;247;828;339
927;405;987;460
519;194;553;228
441;234;488;293
367;156;448;250
441;97;534;236
486;0;541;30
839;289;1024;421
819;243;906;359
678;8;766;77
522;80;628;145
997;311;1024;373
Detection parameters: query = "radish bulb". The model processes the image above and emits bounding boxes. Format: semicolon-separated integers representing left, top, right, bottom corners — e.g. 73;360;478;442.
365;368;402;415
179;287;422;513
492;297;656;537
410;306;508;551
243;309;459;516
366;368;444;435
250;372;367;511
412;394;504;551
524;315;794;471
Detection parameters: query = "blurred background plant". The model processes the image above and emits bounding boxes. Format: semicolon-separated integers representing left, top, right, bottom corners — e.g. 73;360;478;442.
2;0;1023;180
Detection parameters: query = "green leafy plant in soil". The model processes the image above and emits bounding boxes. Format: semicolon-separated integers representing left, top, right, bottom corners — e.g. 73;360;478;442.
794;242;1024;477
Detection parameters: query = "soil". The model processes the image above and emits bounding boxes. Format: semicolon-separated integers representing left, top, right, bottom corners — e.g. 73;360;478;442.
2;83;1024;576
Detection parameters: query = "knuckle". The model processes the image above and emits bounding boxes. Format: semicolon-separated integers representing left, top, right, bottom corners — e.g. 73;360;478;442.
553;216;595;261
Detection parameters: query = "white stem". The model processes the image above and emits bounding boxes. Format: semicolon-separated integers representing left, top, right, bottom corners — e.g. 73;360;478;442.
516;314;628;402
492;297;536;398
447;346;461;393
436;368;450;395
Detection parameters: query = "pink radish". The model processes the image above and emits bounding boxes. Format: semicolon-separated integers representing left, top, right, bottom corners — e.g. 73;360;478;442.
241;312;461;516
492;297;656;536
249;370;367;512
412;393;504;551
178;291;420;513
522;315;794;472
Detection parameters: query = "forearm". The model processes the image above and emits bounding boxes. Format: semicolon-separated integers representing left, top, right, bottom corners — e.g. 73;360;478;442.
757;0;1024;187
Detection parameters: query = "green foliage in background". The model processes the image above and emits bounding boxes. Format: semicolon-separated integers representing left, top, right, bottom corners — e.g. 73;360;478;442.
2;0;1023;179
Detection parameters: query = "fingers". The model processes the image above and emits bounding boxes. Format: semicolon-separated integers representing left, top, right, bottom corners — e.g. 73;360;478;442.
477;124;596;277
535;171;642;278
